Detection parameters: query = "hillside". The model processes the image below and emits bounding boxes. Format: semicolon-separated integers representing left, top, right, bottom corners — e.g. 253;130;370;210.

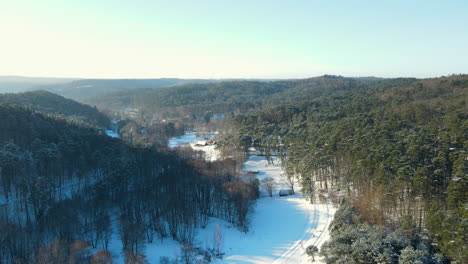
86;75;416;120
0;76;77;93
41;78;221;102
218;74;468;263
0;77;221;103
0;103;255;264
0;90;110;128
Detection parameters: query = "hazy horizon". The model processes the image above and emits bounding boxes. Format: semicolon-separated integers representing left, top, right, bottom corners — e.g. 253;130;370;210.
1;73;461;81
2;73;466;81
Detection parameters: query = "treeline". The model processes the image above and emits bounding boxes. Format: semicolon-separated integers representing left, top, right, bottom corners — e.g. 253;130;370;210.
0;90;110;128
220;75;467;262
85;75;416;121
0;103;257;263
116;119;186;147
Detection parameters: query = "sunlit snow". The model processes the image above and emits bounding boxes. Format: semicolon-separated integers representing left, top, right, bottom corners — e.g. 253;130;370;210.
108;132;335;264
105;130;119;138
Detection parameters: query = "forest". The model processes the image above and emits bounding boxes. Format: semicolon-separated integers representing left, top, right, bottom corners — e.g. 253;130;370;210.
0;98;257;263
0;74;466;263
2;0;467;262
218;75;467;263
80;76;416;122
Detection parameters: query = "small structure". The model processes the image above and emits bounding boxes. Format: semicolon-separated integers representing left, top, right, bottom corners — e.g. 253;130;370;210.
279;189;293;197
195;140;208;146
247;170;260;175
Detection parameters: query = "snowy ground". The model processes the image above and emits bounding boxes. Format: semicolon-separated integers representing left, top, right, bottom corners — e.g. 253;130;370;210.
105;130;120;138
107;132;335;263
168;132;220;162
210;156;335;264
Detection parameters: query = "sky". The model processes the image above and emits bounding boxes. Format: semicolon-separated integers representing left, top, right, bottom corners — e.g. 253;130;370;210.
0;0;467;79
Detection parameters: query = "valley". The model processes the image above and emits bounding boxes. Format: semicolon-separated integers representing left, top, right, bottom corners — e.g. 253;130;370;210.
165;132;335;264
2;2;467;263
0;75;466;264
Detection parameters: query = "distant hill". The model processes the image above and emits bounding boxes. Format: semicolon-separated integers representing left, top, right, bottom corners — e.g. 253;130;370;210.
40;78;221;102
0;90;110;127
87;75;417;119
0;76;77;93
0;76;291;105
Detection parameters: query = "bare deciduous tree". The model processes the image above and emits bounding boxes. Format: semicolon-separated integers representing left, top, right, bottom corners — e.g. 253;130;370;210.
181;243;195;264
125;251;148;264
261;177;275;197
281;173;295;194
213;222;224;257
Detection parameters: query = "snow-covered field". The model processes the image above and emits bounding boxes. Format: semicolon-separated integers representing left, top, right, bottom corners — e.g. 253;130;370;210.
168;132;220;162
108;132;335;263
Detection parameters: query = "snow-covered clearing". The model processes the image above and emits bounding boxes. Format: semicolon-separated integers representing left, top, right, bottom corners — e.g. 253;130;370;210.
107;132;335;263
168;132;220;162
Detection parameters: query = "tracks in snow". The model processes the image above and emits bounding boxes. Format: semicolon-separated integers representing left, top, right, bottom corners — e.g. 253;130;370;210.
271;198;333;264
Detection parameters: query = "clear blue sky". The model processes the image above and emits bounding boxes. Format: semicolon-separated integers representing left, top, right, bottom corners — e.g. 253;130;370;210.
1;0;467;78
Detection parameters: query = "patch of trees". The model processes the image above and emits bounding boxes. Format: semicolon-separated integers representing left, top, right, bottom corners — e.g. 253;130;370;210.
0;103;257;263
117;119;185;147
221;75;467;262
321;203;448;263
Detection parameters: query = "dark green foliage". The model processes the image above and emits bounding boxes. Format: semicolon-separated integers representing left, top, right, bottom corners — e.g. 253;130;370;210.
321;204;447;264
224;74;467;262
86;75;415;120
